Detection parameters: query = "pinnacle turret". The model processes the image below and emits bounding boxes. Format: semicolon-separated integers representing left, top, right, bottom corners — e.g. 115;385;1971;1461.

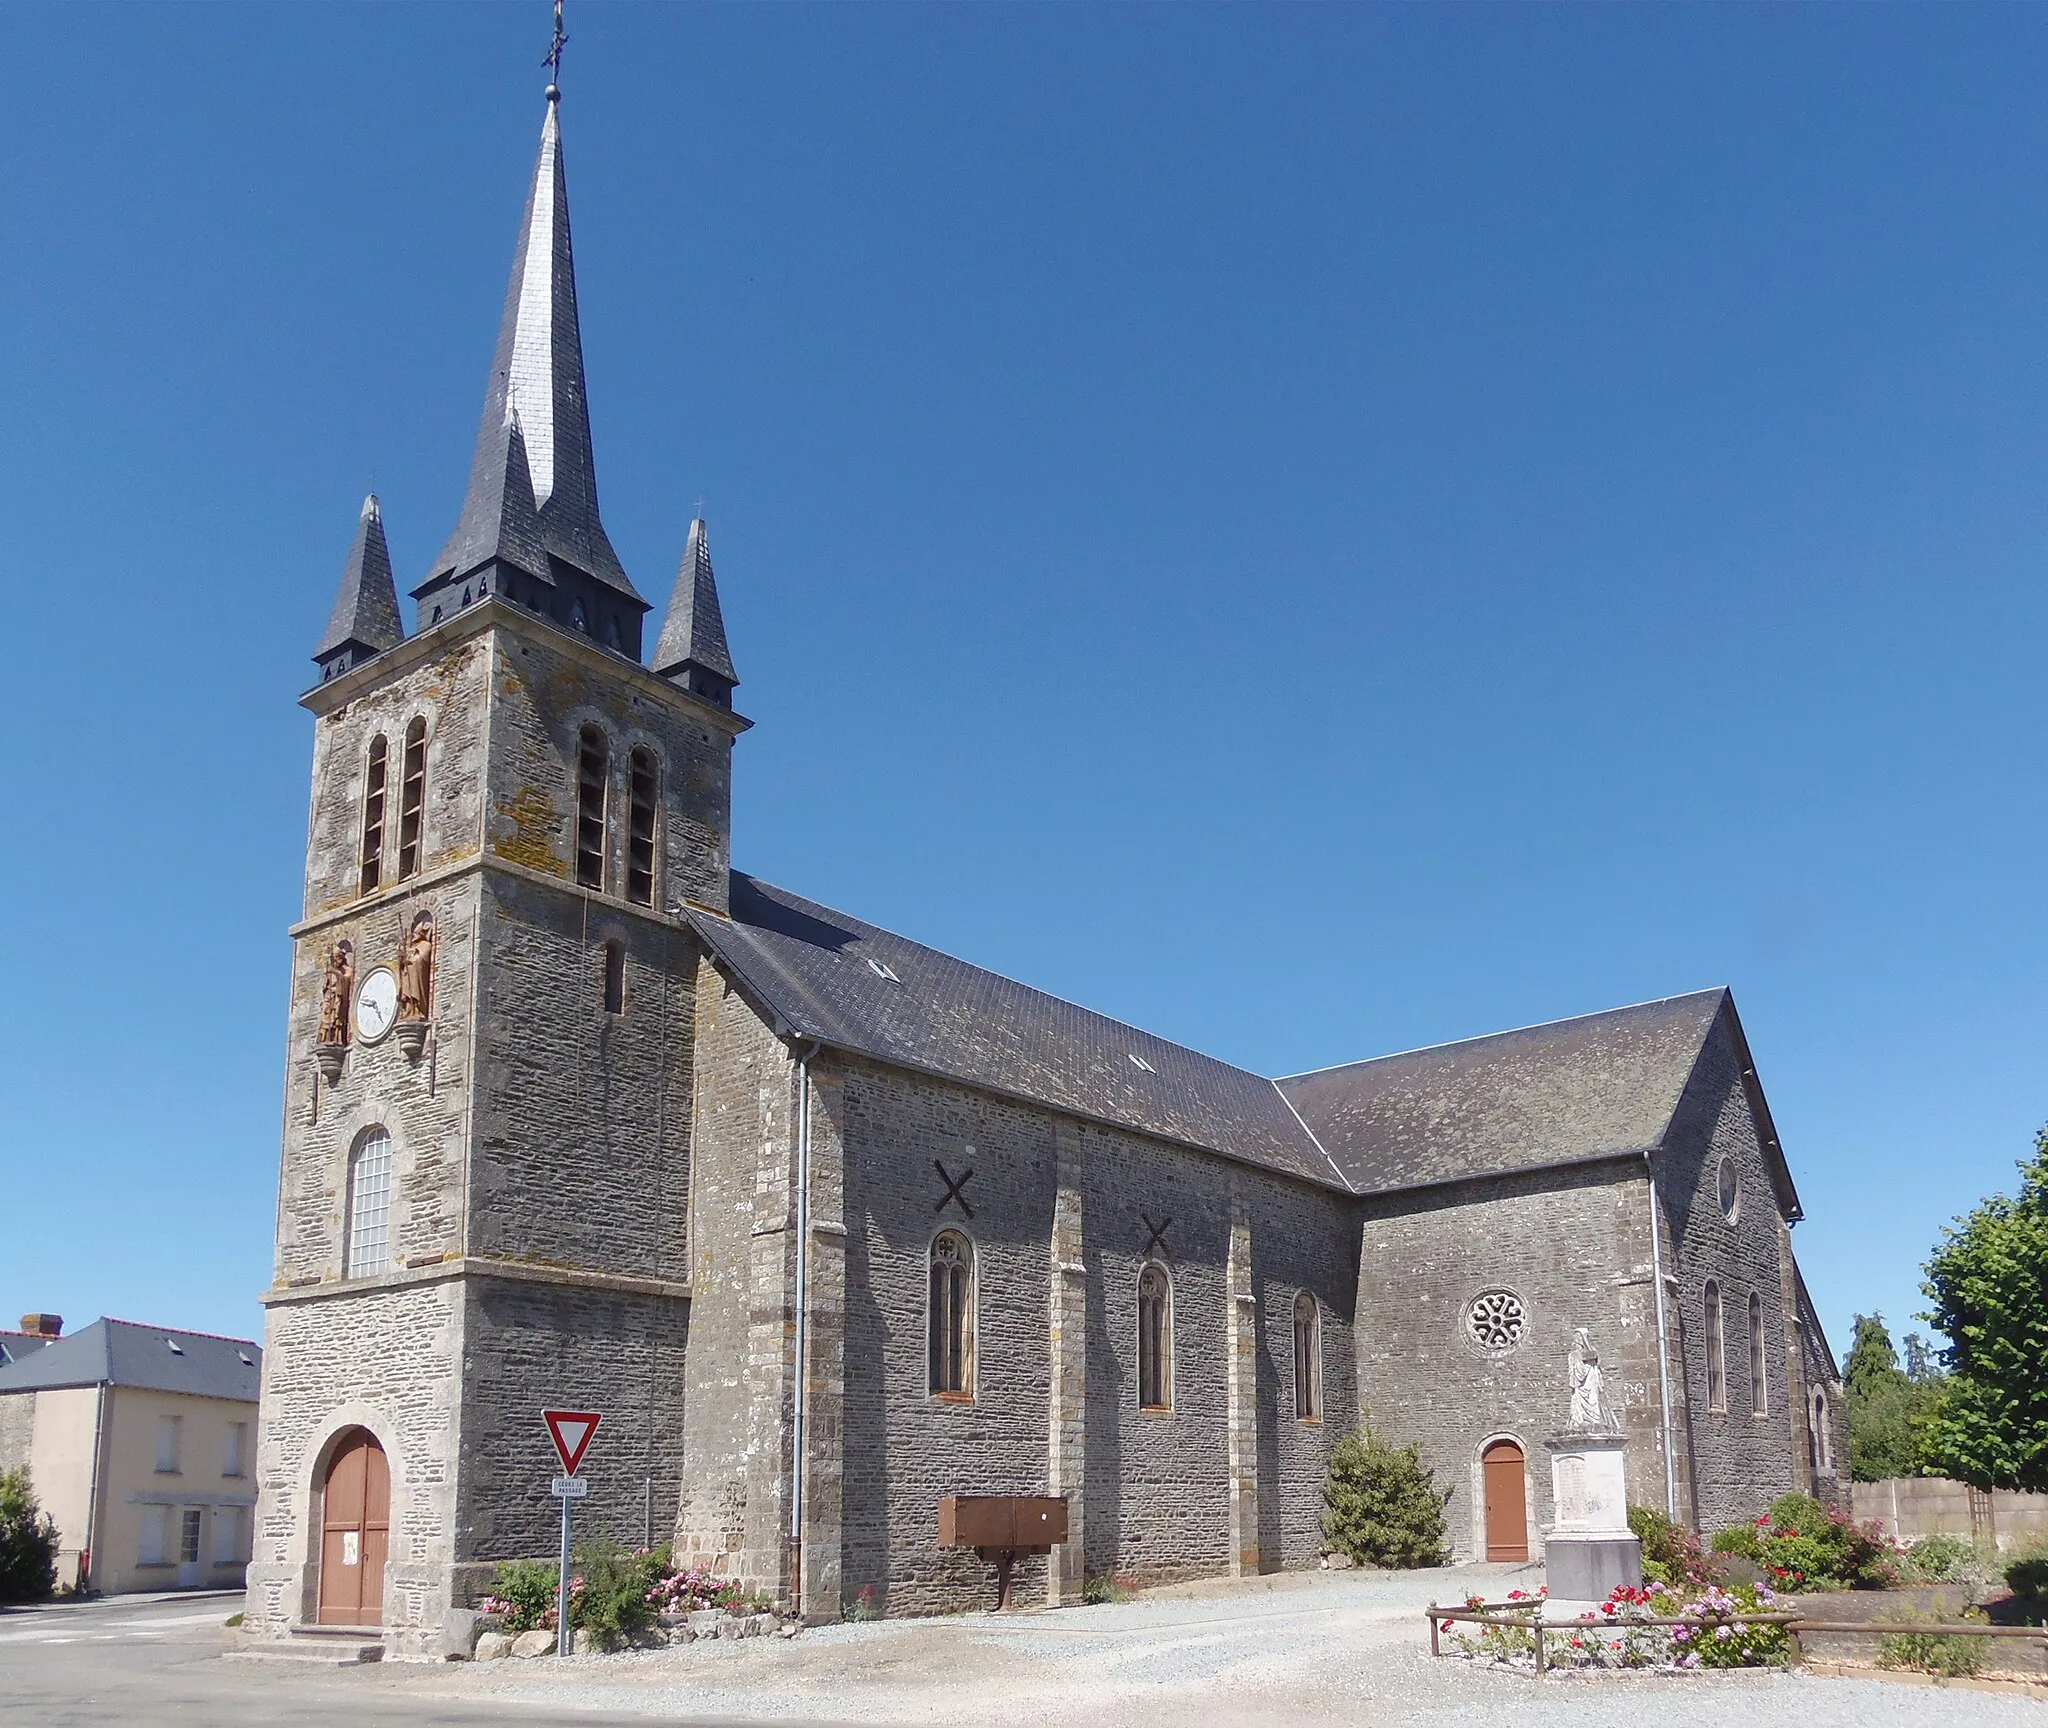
314;496;404;682
652;518;738;707
416;97;649;657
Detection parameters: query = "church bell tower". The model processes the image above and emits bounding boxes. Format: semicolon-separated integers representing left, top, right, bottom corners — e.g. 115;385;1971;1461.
246;66;747;1655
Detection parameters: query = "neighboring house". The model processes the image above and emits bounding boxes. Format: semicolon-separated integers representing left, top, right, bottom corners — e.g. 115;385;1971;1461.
246;80;1842;1657
0;1315;60;1474
0;1317;261;1595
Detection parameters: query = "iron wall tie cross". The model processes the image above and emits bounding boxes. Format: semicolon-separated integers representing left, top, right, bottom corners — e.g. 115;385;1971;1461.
1141;1213;1172;1258
934;1161;975;1219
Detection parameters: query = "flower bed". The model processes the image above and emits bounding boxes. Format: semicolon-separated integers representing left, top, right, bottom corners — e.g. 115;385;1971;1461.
480;1543;774;1651
1434;1581;1794;1673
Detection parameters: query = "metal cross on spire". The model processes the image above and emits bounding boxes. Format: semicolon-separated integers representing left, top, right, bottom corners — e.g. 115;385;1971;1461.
544;0;567;101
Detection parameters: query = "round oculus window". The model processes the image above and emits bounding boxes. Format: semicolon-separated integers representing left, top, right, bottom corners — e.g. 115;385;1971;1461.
1466;1289;1528;1354
1716;1156;1740;1223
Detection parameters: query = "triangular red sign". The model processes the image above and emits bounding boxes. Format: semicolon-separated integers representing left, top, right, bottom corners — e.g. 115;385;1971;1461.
542;1408;601;1476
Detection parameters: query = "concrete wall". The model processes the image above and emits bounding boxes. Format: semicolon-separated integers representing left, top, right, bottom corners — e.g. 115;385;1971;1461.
1855;1477;2048;1550
21;1387;96;1588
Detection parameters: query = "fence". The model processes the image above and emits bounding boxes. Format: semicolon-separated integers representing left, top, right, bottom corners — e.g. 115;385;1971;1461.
1425;1598;2048;1680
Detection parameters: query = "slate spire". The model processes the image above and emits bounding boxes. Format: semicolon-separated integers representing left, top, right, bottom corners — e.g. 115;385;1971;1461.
652;517;739;707
314;495;405;682
417;92;650;655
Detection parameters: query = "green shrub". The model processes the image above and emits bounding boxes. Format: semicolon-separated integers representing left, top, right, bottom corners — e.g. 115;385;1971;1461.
1080;1572;1136;1605
481;1558;561;1633
0;1471;58;1605
1900;1532;1980;1583
2007;1554;2048;1599
1628;1505;1721;1589
572;1540;660;1650
1710;1495;1900;1591
1322;1422;1450;1569
1879;1609;1990;1679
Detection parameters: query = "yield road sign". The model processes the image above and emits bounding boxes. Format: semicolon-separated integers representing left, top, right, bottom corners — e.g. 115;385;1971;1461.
542;1408;601;1476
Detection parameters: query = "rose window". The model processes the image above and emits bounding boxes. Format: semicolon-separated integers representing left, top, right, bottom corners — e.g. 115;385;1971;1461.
1466;1290;1527;1353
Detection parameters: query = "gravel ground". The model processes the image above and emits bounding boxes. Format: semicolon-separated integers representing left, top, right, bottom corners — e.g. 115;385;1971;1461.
398;1564;2036;1727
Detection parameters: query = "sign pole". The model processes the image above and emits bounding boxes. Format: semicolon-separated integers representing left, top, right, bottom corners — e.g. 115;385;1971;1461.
556;1486;573;1658
540;1408;602;1659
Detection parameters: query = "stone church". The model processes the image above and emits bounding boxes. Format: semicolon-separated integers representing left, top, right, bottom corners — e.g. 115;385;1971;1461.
245;87;1846;1656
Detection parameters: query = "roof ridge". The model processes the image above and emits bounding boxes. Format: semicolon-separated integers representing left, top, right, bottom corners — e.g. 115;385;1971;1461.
1275;986;1729;1081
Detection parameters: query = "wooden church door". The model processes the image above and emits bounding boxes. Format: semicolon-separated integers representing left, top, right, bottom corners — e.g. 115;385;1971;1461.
317;1430;389;1624
1482;1439;1529;1562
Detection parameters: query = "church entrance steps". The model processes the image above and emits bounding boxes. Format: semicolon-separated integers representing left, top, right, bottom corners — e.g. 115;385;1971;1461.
227;1625;385;1666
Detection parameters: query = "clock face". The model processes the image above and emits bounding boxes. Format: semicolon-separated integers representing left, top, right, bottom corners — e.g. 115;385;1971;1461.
355;968;400;1044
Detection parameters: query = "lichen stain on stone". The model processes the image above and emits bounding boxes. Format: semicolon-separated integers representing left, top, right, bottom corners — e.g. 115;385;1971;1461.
493;785;568;875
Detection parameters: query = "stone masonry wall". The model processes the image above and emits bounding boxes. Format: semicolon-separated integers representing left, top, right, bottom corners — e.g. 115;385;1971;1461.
1654;1010;1801;1533
1355;1161;1664;1563
483;620;734;916
454;1276;689;1571
245;1279;464;1657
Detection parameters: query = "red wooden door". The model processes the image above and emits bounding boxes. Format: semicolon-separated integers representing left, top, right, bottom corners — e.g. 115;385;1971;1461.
317;1430;389;1624
1482;1440;1529;1562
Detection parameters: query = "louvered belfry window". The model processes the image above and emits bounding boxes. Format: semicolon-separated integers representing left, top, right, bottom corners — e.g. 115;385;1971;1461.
395;718;427;880
359;735;388;894
577;726;609;890
928;1230;974;1398
360;728;387;892
627;747;658;906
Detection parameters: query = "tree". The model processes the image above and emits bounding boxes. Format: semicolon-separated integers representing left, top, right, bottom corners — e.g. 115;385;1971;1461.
0;1470;58;1604
1843;1314;1944;1481
1919;1128;2048;1491
1322;1420;1450;1568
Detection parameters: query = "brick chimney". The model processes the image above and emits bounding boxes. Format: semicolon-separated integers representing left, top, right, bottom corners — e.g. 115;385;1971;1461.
19;1314;61;1338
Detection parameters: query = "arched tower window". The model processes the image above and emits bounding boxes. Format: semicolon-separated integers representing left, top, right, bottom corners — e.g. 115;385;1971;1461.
1749;1292;1767;1415
395;718;427;880
1137;1263;1172;1412
1293;1292;1322;1421
576;726;609;890
928;1230;974;1398
345;1128;393;1280
627;747;659;906
601;941;625;1015
359;735;388;895
1704;1280;1727;1412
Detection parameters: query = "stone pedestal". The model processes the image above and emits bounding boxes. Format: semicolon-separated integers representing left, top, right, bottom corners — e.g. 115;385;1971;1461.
1542;1431;1640;1612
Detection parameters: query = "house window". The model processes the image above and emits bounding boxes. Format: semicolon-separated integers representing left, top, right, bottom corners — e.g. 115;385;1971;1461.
395;717;427;880
359;735;388;894
155;1415;182;1475
1293;1292;1322;1422
1138;1263;1172;1411
601;941;625;1015
576;726;609;890
1704;1281;1727;1412
224;1422;247;1478
179;1507;203;1565
1749;1293;1767;1416
214;1505;245;1565
627;747;658;906
928;1230;974;1398
138;1505;170;1566
345;1127;393;1279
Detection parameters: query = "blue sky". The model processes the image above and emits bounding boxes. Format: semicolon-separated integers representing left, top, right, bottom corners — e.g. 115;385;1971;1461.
4;3;2043;1369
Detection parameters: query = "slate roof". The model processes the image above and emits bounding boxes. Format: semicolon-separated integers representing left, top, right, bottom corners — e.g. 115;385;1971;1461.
652;518;738;686
0;1332;51;1368
425;97;638;603
688;876;1347;1189
0;1319;260;1403
1275;990;1730;1196
314;494;405;663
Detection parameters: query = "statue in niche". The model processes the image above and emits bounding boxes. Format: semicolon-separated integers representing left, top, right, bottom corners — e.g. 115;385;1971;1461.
1568;1328;1618;1432
398;911;435;1022
318;941;355;1047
